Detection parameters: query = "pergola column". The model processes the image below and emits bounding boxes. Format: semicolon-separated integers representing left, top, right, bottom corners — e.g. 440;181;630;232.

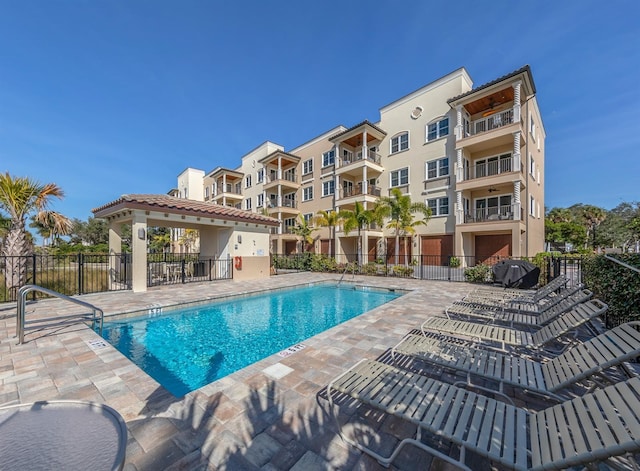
131;211;148;292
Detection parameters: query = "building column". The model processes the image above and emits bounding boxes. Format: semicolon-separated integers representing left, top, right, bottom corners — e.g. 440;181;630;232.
334;144;340;169
513;181;521;221
362;130;368;159
455;190;463;224
277;156;282;180
131;211;148;293
362;166;368;195
455;105;463;139
512;80;522;123
456;149;464;182
513;131;521;172
334;174;340;204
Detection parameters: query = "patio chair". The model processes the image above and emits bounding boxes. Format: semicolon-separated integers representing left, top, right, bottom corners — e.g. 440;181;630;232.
391;321;640;402
421;298;608;352
446;288;593;326
327;359;640;470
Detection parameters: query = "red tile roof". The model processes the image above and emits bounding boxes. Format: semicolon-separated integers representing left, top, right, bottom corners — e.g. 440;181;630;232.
92;194;280;226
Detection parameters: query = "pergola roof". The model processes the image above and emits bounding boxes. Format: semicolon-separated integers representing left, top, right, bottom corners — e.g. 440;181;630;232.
92;194;280;226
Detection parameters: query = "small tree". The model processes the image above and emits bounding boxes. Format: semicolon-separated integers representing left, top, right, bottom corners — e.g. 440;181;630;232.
314;209;340;258
290;215;317;253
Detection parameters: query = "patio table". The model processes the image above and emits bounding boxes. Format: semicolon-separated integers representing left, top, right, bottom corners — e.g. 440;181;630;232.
0;400;127;471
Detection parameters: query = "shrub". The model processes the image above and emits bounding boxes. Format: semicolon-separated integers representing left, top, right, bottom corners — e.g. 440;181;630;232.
583;254;640;327
449;256;461;268
463;263;492;283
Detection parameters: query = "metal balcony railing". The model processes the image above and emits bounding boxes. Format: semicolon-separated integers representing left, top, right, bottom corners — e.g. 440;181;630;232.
464;204;515;223
340;151;382;167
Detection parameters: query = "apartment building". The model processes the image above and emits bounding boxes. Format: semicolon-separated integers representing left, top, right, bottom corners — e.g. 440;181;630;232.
175;65;545;265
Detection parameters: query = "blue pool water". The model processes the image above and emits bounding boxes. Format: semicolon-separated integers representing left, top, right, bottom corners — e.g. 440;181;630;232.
102;284;401;396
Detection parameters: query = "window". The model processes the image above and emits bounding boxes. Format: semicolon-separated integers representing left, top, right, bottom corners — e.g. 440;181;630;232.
322;150;335;167
390;168;409;188
256;169;264;183
204;186;210;198
284;217;296;233
426;197;449;216
245;198;252;210
530;116;536;140
322;180;335;196
426;158;449;179
302;186;313;201
302;159;313;175
426;117;449;142
303;213;313;224
257;193;264;207
530;195;535;216
245;175;252;188
390;132;409;154
529;155;536;180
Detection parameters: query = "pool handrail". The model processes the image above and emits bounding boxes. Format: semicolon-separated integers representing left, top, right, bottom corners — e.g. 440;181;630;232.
16;284;104;345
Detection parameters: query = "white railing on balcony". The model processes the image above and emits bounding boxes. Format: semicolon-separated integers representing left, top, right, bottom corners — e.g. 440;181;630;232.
214;183;241;196
464;204;514;223
342;184;381;198
264;171;298;184
463;109;514;138
340;151;382;167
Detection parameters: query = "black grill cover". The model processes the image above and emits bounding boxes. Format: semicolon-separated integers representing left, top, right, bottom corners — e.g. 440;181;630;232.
492;260;540;289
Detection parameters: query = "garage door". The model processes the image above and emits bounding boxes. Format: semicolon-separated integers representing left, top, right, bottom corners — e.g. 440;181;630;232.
386;237;411;264
475;234;511;264
421;235;453;266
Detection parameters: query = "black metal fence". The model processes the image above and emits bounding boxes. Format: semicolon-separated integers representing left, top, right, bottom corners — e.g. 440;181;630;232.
271;253;583;287
1;253;234;302
1;253;132;302
147;253;233;287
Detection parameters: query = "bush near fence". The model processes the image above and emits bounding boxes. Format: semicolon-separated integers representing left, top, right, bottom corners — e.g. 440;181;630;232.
583;253;640;328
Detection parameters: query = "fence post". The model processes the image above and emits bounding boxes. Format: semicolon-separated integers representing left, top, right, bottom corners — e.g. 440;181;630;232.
447;255;452;282
181;259;186;284
78;253;84;295
208;258;212;281
31;254;37;301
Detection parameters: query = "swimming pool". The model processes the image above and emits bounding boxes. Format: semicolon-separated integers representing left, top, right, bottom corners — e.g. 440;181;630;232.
102;284;402;396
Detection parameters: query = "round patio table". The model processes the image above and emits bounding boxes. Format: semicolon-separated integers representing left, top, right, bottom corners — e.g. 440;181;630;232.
0;400;127;471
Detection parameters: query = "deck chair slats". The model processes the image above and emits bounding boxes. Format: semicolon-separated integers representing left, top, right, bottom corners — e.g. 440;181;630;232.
589;389;632;452
442;387;471;436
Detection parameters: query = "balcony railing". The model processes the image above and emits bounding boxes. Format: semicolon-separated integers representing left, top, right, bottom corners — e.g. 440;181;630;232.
268;199;298;209
464;204;514;223
265;172;298;184
463;157;524;181
342;185;381;198
214;183;242;196
340;151;382;167
463;109;514;138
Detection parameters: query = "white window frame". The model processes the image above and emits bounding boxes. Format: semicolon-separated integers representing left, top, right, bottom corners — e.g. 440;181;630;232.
303;213;313;224
322;180;335;197
245;197;252;210
390;132;409;154
204;186;210;198
302;159;313;175
426;117;449;142
256;169;264;183
426;157;449;179
322;150;335;167
245;175;252;188
302;186;313;202
530;195;535;216
529;154;536;180
257;193;264;207
426;197;449;216
390;168;409;188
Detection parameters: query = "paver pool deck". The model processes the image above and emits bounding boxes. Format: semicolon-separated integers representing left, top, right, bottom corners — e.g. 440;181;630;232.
0;273;621;470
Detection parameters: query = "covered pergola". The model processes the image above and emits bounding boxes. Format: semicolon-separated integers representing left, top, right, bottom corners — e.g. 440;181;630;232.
93;194;280;292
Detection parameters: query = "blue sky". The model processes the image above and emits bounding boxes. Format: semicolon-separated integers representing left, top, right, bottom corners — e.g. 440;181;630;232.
1;0;639;222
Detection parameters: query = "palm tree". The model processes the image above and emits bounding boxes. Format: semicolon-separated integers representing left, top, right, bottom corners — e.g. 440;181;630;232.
290;215;317;253
340;201;376;264
0;173;69;292
582;205;607;250
314;209;340;258
30;211;72;248
376;188;431;265
178;228;199;254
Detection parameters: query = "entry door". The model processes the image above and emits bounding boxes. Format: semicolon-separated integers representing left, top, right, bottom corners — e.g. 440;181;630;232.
343;180;354;197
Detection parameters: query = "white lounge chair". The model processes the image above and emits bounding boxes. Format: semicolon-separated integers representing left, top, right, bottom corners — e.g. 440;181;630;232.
327;359;640;470
421;299;608;352
392;321;640;401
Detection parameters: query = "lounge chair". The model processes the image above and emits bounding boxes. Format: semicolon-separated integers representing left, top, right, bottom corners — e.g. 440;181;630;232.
392;321;640;401
465;275;569;304
327;359;640;470
446;288;593;326
421;299;608;351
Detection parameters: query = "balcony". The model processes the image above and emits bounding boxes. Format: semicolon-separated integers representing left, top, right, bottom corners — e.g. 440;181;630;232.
340;151;382;167
342;185;381;198
214;183;242;196
267;199;300;217
465;158;521;181
263;171;300;191
463;205;522;223
466;109;514;137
